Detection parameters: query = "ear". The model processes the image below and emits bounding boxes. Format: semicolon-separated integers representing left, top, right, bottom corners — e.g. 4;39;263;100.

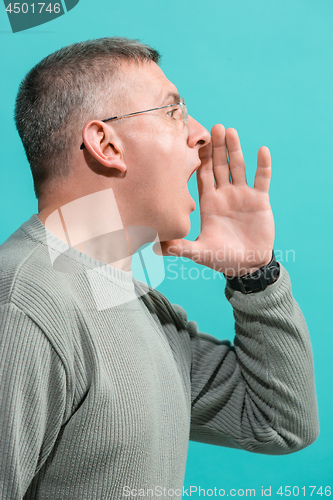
81;120;127;173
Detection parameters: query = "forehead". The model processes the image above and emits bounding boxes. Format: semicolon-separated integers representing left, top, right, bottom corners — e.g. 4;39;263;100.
117;60;180;107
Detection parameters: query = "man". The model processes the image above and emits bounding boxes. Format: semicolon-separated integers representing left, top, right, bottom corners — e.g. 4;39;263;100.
0;37;319;499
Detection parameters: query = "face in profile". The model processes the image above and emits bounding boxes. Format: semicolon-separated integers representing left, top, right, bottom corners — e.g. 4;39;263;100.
103;61;210;242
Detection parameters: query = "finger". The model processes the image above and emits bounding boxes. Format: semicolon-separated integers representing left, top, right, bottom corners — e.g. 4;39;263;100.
197;137;215;196
211;124;230;188
225;128;247;185
254;146;271;192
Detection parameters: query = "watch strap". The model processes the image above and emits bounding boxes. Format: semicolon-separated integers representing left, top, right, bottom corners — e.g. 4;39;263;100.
224;251;280;294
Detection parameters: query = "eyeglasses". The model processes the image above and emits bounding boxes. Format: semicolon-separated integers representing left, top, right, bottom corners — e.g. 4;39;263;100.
80;97;188;150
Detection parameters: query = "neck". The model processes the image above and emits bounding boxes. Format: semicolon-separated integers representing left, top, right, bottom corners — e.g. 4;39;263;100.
38;188;159;272
38;188;132;271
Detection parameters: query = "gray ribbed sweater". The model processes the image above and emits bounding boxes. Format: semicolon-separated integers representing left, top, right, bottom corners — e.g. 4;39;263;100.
0;215;319;499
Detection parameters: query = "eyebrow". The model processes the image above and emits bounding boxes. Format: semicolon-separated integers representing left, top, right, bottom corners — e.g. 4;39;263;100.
163;91;181;104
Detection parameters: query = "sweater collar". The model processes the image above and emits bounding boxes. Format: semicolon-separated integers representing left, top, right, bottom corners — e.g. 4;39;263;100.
20;214;135;290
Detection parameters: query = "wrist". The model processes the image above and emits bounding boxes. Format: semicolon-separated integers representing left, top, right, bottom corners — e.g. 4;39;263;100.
237;257;273;277
223;250;273;278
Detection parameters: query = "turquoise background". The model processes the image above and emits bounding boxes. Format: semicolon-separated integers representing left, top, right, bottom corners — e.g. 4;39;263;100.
0;0;332;496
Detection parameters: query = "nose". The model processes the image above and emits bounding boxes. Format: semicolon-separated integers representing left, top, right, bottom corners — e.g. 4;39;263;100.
187;115;211;149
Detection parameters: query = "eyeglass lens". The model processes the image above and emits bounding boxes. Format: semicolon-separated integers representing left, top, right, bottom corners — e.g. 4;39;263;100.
180;98;188;126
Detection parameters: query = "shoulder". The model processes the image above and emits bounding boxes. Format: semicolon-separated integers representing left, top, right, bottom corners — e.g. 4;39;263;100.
1;222;72;311
0;219;79;373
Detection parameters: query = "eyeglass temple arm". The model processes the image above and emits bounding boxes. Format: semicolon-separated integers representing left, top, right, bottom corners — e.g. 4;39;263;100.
102;102;181;123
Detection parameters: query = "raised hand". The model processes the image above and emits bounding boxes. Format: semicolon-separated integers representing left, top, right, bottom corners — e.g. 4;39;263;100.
160;124;275;277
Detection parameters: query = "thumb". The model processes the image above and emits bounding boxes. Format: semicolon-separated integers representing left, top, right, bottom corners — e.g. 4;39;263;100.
153;239;196;259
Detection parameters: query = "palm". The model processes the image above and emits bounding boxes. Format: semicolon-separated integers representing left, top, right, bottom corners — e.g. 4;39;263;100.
162;125;275;276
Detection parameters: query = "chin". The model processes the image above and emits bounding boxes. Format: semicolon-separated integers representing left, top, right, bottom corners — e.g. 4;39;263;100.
159;217;191;243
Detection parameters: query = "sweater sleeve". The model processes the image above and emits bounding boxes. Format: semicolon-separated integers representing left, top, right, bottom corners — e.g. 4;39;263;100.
180;264;319;454
0;303;67;499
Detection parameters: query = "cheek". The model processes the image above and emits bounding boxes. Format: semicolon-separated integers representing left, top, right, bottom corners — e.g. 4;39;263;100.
126;137;185;185
120;122;188;207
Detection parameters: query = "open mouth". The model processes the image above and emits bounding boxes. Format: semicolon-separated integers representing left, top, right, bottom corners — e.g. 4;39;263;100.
187;163;201;183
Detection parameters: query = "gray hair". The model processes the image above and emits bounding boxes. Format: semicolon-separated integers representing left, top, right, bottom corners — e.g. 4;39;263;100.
14;37;160;199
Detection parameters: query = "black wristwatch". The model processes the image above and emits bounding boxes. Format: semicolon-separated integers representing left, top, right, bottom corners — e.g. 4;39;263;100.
224;251;280;294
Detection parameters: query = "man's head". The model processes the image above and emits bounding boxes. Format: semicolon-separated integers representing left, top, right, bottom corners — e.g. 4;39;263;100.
15;37;210;242
15;37;160;199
